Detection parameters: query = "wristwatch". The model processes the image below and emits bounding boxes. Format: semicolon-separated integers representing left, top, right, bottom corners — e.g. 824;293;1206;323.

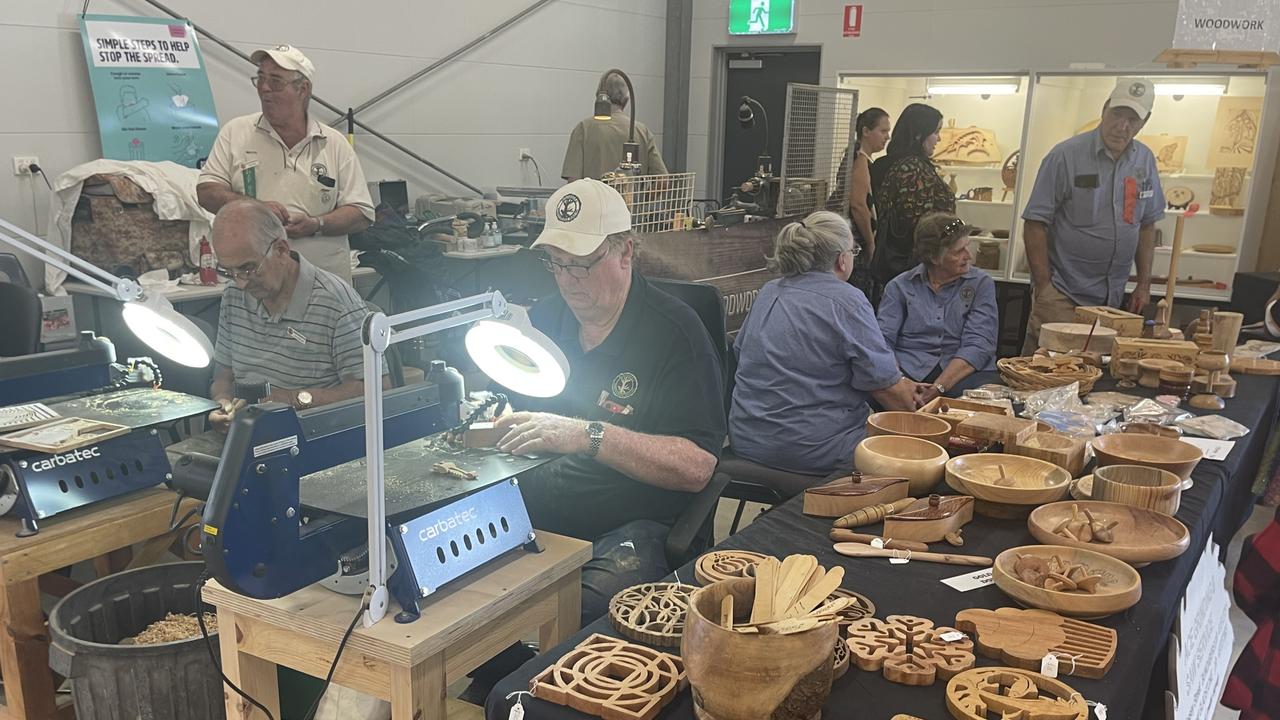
933;383;947;396
296;390;314;409
312;214;325;236
584;422;605;458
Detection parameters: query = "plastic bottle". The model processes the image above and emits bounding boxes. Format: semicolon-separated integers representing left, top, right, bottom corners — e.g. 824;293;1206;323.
426;360;466;418
198;237;216;285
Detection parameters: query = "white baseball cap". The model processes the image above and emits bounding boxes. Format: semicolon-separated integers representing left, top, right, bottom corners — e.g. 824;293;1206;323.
1108;77;1154;119
532;178;632;256
251;45;315;82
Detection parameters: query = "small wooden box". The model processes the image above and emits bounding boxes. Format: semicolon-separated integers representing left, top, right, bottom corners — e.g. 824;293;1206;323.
1074;306;1145;338
1109;338;1199;379
1009;431;1086;477
917;397;1013;432
463;422;506;448
955;414;1039;448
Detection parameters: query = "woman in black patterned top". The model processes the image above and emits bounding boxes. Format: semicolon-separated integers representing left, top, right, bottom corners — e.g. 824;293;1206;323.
846;107;890;302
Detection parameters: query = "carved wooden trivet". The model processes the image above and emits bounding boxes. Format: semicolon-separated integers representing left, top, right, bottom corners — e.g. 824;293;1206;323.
832;636;850;680
694;549;770;585
608;583;697;648
845;615;975;686
827;587;876;629
955;607;1116;679
529;633;687;720
945;666;1089;720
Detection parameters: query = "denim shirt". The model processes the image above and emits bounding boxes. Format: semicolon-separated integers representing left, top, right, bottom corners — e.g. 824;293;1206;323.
878;264;998;380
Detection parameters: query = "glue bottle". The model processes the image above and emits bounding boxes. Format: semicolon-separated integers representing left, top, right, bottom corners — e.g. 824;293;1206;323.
427;360;466;419
198;237;216;285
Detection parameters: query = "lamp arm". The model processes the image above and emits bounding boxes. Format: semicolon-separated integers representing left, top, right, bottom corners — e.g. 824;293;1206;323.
0;217;139;301
748;97;770;157
598;68;637;144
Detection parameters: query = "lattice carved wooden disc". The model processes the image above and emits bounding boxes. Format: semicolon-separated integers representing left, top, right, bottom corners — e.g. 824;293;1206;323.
827;587;876;628
832;634;851;680
694;549;770;585
608;583;697;648
530;633;687;720
846;615;975;686
945;666;1089;720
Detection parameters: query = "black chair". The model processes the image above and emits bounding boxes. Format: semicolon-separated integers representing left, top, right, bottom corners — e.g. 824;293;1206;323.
0;282;42;357
0;253;31;288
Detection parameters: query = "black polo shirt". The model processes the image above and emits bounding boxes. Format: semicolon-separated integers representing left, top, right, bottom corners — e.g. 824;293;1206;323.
513;272;726;539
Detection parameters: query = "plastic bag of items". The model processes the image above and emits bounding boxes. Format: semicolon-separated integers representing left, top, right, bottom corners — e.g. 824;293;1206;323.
1018;383;1115;438
1123;398;1192;427
1177;414;1250;440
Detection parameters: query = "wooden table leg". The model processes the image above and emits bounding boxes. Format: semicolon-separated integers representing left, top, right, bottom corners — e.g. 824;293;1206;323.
390;654;445;720
0;578;59;719
539;569;582;651
217;606;281;720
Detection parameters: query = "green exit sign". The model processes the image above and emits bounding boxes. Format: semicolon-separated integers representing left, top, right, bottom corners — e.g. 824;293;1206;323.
728;0;796;35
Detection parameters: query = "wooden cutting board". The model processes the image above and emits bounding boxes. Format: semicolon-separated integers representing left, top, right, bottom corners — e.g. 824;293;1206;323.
954;607;1116;679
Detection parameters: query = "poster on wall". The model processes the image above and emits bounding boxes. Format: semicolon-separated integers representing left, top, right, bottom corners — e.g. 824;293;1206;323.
1207;96;1263;168
78;14;218;168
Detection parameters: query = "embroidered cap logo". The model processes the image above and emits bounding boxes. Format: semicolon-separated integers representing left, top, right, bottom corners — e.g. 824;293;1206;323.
1129;82;1146;98
556;194;582;222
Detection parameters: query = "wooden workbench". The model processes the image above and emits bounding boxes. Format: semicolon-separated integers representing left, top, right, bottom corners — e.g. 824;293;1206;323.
203;531;591;720
0;487;196;720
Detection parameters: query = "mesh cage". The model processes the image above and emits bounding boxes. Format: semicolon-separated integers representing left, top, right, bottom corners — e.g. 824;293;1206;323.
778;84;859;217
603;172;696;234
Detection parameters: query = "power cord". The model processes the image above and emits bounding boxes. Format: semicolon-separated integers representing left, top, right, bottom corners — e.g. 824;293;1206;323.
28;164;53;192
519;152;544;186
301;588;372;720
194;574;278;720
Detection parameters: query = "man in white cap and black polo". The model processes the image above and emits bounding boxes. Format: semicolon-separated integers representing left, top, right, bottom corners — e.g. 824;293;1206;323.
1020;77;1164;353
198;44;374;284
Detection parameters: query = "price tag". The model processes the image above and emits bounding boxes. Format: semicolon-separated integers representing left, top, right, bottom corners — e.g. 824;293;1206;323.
871;538;886;549
889;553;910;565
1094;702;1108;720
939;630;966;642
1040;653;1059;678
942;567;994;592
509;701;525;720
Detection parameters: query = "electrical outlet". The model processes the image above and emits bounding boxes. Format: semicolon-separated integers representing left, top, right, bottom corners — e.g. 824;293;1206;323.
518;147;531;161
12;156;38;176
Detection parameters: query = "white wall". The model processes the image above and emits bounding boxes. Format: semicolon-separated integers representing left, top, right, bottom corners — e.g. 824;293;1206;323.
689;0;1184;195
0;0;667;287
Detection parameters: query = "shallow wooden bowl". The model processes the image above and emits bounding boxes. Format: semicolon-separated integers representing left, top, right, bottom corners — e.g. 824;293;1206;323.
867;411;952;447
1090;464;1182;515
1027;500;1190;566
945;454;1071;506
854;435;949;495
1091;433;1203;481
992;545;1142;619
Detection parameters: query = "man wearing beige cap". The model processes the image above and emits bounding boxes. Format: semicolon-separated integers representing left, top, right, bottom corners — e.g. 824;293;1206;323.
1020;77;1164;353
198;45;373;284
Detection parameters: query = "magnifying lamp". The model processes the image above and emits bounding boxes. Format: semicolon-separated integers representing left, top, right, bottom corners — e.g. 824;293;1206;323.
360;290;568;625
738;95;772;177
593;68;642;175
0;216;213;368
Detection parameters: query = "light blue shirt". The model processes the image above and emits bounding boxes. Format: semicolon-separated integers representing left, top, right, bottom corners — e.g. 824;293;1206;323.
1022;129;1164;306
878;264;998;381
729;272;903;475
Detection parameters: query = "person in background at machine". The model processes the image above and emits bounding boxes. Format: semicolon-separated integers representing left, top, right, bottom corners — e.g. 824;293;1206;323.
205;200;386;431
870;103;954;295
729;211;922;481
846;107;891;302
197;44;374;285
877;212;997;405
1020;77;1162;354
562;73;669;181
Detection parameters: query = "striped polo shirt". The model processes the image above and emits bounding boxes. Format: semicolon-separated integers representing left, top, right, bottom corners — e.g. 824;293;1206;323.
214;252;370;390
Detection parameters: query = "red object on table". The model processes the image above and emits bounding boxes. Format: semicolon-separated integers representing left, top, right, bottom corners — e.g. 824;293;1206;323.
198;236;216;285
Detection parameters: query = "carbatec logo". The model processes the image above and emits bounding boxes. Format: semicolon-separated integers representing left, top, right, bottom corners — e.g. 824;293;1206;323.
29;446;102;472
418;507;479;542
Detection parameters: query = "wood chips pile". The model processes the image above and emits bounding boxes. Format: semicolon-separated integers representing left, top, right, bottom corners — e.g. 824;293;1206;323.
120;612;217;645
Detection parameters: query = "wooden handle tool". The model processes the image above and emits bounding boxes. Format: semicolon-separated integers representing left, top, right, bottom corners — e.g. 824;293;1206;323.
833;542;992;567
833;498;916;529
828;530;928;552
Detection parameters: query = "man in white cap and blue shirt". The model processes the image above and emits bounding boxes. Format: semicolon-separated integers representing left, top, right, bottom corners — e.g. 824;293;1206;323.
1021;77;1164;353
198;44;374;284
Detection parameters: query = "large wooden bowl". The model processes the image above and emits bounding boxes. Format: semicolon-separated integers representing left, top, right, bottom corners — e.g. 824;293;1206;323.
1091;464;1182;515
992;545;1142;619
1028;500;1191;566
1091;434;1202;481
854;435;949;495
681;578;838;720
945;454;1071;506
867;411;952;447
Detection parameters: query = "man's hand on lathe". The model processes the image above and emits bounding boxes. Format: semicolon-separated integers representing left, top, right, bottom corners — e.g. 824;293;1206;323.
494;412;589;457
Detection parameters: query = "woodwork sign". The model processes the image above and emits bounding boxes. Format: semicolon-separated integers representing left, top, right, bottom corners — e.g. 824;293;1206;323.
1173;0;1280;52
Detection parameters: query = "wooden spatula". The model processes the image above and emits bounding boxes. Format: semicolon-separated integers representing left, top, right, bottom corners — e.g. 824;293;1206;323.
751;557;779;624
785;566;846;619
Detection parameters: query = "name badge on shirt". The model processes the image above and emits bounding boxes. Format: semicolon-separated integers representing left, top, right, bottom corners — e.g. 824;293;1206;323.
1139;179;1154;200
1073;174;1099;189
287;327;308;345
596;390;633;416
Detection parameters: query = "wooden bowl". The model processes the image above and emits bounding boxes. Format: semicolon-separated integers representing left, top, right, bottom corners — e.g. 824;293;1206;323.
867;411;952;447
681;578;838;720
854;435;949;495
1027;500;1191;566
992;545;1142;619
945;454;1071;506
1091;433;1203;481
1091;464;1182;515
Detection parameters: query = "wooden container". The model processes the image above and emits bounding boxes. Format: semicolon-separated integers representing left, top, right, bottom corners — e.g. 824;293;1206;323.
802;473;910;518
1028;500;1190;566
1109;337;1199;379
1091;434;1203;481
681;578;838;720
1038;322;1118;354
1009;432;1086;476
945;454;1071;506
917;396;1012;432
1074;306;1145;338
882;494;975;544
955;414;1040;448
1211;311;1244;360
1090;464;1183;515
1137;358;1185;388
992;545;1142;619
854;435;949;495
866;411;952;447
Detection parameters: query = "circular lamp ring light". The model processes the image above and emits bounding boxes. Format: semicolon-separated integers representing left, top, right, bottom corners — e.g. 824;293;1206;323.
465;319;568;398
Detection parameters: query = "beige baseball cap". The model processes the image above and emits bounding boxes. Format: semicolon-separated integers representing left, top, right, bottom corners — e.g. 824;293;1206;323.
532;179;632;256
250;44;315;82
1108;77;1154;118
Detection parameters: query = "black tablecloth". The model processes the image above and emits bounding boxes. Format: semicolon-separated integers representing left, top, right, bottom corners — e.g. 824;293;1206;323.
487;374;1280;720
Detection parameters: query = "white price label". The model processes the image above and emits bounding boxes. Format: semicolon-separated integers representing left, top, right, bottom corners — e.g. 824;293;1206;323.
939;630;966;642
1040;653;1059;678
942;568;994;592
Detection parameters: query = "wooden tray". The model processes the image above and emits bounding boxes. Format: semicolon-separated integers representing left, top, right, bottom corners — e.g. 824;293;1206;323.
1090;464;1183;516
992;546;1142;619
803;473;910;518
867;411;952;447
945;454;1071;506
945;667;1090;720
1009;432;1086;476
955;607;1116;679
1091;433;1202;481
917;396;1013;432
1028;501;1190;566
529;633;686;720
854;435;949;496
955;413;1040;448
0;416;129;453
694;550;770;585
845;614;975;686
608;582;698;647
883;495;974;544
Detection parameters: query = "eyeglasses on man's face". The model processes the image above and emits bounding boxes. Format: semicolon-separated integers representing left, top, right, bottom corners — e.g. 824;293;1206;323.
215;240;279;281
251;74;303;92
540;245;613;280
